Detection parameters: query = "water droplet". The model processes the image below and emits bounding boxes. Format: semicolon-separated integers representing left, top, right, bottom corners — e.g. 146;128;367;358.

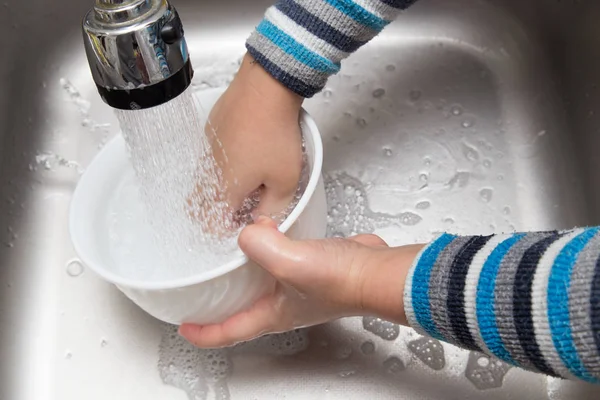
461;118;475;128
444;217;455;225
483;159;492;168
450;105;463;116
479;188;494;203
502;206;511;215
65;351;72;360
380;147;393;158
416;201;431;210
323;88;333;98
362;317;400;340
360;341;375;355
372;88;385;98
335;346;353;360
465;352;511;390
400;212;422;226
409;90;422;101
356;118;367;128
423;157;432;166
66;259;84;277
408;338;445;370
385;64;396;72
383;356;405;374
338;368;357;378
419;173;428;182
462;143;480;162
101;338;108;347
496;174;504;181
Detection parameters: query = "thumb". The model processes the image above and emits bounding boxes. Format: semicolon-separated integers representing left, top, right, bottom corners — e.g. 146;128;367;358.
238;217;306;281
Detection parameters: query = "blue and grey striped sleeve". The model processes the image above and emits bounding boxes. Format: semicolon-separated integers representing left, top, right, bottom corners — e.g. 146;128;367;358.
404;228;600;383
245;0;419;97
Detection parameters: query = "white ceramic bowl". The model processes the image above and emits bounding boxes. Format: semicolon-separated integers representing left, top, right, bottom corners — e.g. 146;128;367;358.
69;88;327;325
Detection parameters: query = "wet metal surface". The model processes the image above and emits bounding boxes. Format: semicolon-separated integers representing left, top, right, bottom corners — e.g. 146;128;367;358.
1;0;600;399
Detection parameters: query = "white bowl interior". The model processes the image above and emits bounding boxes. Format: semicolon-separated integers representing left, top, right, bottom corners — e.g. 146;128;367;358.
69;88;323;290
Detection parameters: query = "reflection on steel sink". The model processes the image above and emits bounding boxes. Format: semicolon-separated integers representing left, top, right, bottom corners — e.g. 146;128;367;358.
1;0;600;399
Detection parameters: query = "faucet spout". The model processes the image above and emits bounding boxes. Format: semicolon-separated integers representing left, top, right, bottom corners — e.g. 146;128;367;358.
82;0;193;110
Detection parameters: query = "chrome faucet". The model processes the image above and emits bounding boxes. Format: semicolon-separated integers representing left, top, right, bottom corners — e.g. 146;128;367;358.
82;0;193;110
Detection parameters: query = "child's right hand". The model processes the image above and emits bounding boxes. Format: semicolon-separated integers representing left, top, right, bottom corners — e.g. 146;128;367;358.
196;53;305;227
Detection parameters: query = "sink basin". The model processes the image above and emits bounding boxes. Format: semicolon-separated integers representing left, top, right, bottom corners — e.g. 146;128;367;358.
1;0;599;399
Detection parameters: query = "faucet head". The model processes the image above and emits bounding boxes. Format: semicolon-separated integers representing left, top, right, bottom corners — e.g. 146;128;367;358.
82;0;193;110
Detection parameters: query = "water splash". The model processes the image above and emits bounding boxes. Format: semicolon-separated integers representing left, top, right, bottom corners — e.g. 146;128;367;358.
465;352;511;390
325;172;422;237
32;152;83;174
362;317;400;341
60;78;110;132
383;356;405;374
416;200;431;210
445;171;471;190
158;325;233;400
461;118;475;128
408;337;445;371
158;325;310;400
372;88;385;98
450;105;463;116
479;188;494;203
462;143;480;162
66;259;84;277
360;341;376;355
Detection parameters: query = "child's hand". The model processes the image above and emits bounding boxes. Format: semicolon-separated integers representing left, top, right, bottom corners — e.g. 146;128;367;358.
196;54;305;225
179;217;424;348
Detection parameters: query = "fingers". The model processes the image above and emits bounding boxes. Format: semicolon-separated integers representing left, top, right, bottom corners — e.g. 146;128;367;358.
179;295;280;348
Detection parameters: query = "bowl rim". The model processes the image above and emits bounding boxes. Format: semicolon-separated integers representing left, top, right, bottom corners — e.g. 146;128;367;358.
69;91;323;291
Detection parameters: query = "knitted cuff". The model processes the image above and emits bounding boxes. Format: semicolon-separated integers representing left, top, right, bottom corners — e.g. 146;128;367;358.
404;228;600;383
245;0;418;97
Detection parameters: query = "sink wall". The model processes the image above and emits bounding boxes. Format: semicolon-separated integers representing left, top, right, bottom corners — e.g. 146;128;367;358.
1;0;600;399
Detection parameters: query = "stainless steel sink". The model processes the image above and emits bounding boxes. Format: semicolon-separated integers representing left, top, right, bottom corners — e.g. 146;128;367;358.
2;0;600;399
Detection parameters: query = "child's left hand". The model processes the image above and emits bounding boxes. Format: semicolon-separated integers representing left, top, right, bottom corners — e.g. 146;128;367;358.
179;217;423;348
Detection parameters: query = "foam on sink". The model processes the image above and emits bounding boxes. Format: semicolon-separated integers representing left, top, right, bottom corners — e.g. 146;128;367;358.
158;325;310;400
324;172;422;239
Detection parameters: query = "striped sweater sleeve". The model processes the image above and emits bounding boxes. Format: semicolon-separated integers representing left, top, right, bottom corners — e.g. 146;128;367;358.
404;228;600;383
245;0;419;97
